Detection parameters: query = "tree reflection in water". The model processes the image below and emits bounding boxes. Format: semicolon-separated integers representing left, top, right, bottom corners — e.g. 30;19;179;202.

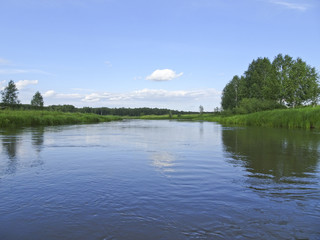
222;126;320;200
0;127;45;176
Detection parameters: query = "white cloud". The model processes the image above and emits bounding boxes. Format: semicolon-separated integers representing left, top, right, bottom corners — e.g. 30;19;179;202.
269;0;309;11
146;69;183;81
16;80;38;90
43;90;81;99
44;90;56;97
41;88;221;111
80;88;220;103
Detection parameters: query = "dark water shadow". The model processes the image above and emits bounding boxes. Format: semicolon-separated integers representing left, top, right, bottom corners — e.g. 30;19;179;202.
222;126;320;201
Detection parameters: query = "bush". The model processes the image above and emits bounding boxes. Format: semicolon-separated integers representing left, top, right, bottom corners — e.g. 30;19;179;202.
234;98;285;114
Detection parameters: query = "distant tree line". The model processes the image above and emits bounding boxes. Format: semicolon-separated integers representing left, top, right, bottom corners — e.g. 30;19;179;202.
0;80;196;116
221;54;320;114
47;105;193;116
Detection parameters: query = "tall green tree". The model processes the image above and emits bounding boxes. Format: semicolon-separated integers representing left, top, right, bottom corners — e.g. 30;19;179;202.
221;75;242;110
220;54;319;112
286;58;319;107
1;80;20;105
244;57;277;100
272;54;294;104
31;91;44;107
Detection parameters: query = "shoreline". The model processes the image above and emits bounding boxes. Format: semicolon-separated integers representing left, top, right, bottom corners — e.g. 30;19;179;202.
1;106;320;130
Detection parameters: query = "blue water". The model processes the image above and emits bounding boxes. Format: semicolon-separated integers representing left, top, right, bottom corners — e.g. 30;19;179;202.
0;120;319;239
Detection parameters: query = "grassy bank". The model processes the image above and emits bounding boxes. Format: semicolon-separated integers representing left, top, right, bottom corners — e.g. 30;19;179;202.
212;106;320;129
139;106;320;129
2;106;320;129
0;110;122;128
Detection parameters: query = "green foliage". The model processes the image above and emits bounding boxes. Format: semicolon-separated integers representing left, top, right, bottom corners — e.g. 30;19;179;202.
0;110;122;128
213;106;320;129
221;54;320;113
221;75;242;110
234;98;285;114
284;58;319;107
244;57;276;100
1;80;20;105
31;91;44;107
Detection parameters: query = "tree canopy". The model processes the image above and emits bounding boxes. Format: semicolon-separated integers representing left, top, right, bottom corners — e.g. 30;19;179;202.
1;80;20;105
31;91;44;107
221;54;319;112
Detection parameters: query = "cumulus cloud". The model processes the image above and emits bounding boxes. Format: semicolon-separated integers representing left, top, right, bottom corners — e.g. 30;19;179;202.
44;90;56;97
80;88;220;103
43;90;81;99
269;0;309;11
41;88;221;111
16;80;39;90
146;69;183;81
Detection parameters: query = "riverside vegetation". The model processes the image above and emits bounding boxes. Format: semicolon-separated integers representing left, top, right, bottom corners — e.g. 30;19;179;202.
1;53;319;129
1;103;320;130
0;110;122;128
140;106;320;129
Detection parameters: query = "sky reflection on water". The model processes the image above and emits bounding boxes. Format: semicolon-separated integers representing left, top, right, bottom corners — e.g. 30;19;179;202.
0;120;319;239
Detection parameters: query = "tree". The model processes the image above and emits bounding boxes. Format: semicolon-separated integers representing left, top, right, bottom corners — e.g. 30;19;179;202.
244;57;277;100
199;105;204;114
31;91;44;107
221;75;243;110
221;54;320;111
1;80;20;105
286;58;319;107
272;54;294;104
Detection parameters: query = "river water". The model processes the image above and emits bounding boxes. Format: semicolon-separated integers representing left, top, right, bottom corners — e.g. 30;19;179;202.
0;120;319;239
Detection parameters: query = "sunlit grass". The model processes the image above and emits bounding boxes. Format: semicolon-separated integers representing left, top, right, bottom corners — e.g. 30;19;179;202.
139;106;320;129
0;110;122;128
2;106;320;129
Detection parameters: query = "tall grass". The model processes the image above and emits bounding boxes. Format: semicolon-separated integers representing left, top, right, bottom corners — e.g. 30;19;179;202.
0;110;122;128
203;106;320;129
6;106;319;129
138;106;320;129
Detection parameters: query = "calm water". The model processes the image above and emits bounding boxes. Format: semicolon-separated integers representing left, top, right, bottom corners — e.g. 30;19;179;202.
0;120;319;240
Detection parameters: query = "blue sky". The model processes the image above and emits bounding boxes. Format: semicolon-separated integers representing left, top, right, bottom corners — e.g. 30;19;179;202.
1;0;319;111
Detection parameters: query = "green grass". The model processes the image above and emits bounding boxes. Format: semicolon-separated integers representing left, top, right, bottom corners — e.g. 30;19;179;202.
139;106;320;129
2;106;320;129
0;110;122;128
212;106;320;129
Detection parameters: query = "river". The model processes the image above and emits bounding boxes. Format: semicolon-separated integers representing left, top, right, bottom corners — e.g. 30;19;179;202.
0;120;319;239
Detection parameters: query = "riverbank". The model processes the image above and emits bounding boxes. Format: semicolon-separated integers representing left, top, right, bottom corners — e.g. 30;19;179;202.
0;110;122;128
139;106;320;129
2;106;320;129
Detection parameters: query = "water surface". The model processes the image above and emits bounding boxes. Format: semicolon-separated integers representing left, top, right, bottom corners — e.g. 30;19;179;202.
0;120;319;239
